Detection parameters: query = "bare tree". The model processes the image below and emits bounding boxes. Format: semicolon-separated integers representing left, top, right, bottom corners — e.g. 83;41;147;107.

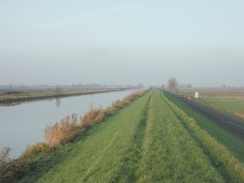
186;84;192;88
167;77;179;93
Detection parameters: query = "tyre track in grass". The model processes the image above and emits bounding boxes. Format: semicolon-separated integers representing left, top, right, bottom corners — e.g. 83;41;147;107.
162;93;233;181
137;90;224;182
107;90;154;182
163;91;244;165
83;131;119;180
161;91;244;182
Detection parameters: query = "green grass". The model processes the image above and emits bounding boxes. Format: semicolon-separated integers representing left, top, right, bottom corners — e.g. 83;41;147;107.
163;92;244;165
162;92;244;181
135;90;224;182
198;97;244;120
17;89;244;182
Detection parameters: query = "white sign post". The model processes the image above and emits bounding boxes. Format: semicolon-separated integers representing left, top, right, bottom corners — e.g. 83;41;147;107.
195;92;199;99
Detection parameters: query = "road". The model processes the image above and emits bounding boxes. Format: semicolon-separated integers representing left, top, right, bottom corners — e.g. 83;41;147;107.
162;90;244;141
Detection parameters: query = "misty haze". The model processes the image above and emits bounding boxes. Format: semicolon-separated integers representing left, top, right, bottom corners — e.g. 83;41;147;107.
1;1;244;87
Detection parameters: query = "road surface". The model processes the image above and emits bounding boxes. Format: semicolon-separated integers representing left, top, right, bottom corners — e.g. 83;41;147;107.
162;90;244;141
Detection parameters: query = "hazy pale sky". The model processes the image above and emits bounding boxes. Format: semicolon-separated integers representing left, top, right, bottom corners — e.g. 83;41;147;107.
1;1;244;87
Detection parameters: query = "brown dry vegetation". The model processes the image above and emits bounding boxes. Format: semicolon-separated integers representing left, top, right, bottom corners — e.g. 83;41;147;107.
111;91;145;109
235;111;244;118
0;147;31;182
0;147;11;179
80;105;111;127
0;89;150;182
44;113;80;147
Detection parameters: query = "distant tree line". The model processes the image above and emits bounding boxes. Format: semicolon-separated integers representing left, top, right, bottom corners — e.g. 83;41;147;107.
180;84;192;88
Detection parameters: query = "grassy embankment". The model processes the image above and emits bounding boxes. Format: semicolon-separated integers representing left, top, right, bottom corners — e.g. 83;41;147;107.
179;88;244;121
0;89;149;182
0;88;126;105
10;89;244;182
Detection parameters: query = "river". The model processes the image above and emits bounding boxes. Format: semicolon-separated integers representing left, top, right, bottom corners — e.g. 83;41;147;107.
0;90;135;158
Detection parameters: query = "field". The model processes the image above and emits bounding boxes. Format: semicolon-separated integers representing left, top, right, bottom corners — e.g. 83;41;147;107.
179;88;244;120
6;89;241;182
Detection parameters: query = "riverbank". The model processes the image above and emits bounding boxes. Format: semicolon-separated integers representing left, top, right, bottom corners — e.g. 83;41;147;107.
0;88;127;105
0;89;150;182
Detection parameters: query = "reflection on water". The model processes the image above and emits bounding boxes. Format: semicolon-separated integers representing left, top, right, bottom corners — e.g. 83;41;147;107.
55;98;61;107
0;90;135;158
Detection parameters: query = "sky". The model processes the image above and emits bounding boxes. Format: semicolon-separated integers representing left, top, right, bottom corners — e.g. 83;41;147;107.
1;1;244;87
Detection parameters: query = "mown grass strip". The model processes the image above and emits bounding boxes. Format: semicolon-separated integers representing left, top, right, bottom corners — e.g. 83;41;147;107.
102;91;152;182
161;90;244;182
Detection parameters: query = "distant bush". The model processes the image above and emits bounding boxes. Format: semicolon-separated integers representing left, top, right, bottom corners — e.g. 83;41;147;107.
0;147;11;181
111;90;147;110
0;147;32;183
111;100;125;109
44;113;80;147
80;104;111;127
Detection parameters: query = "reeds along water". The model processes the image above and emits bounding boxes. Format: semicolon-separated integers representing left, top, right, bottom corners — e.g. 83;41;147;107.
44;113;80;147
80;104;111;127
0;147;10;181
0;147;11;168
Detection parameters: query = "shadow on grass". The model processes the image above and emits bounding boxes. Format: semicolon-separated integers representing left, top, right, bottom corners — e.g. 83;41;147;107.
161;92;237;182
164;92;244;164
101;91;153;182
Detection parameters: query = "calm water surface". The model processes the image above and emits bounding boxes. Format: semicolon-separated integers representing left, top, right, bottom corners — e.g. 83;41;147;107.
0;90;134;158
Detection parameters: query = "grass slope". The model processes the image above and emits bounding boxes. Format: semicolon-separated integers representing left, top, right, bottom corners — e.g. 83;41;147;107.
162;91;244;181
19;89;244;182
20;90;153;182
163;91;244;165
